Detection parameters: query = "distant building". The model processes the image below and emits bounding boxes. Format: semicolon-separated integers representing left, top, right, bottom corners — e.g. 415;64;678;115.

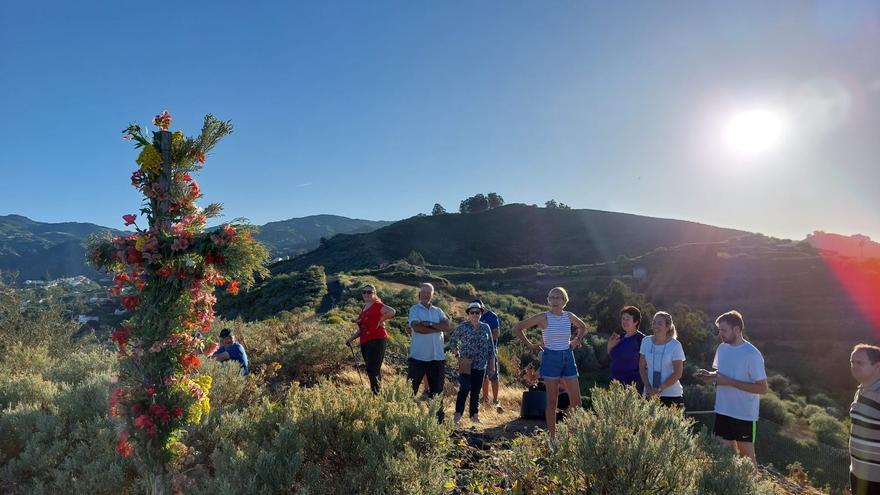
77;315;99;324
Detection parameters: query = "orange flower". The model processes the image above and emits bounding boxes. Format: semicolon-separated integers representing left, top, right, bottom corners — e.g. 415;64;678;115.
227;280;240;295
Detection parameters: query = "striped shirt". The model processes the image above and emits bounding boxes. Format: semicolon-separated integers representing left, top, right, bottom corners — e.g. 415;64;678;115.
543;311;572;351
850;379;880;482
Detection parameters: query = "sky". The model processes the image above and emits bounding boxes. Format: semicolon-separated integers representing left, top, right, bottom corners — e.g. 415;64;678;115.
1;1;878;241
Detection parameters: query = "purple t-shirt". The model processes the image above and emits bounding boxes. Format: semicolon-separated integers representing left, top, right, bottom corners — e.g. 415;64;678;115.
610;331;644;387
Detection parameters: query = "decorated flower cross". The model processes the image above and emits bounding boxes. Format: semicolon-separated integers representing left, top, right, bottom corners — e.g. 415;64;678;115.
88;111;268;491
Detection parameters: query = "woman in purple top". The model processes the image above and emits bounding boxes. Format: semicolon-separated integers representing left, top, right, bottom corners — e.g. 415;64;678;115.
607;305;645;393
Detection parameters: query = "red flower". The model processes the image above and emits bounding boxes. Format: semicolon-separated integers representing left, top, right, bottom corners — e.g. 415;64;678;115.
145;384;157;396
226;280;240;295
181;353;201;370
111;326;132;350
198;153;206;164
122;214;137;226
156;265;172;278
153;110;172;130
113;273;131;284
183;172;192;181
125;249;143;264
116;430;134;457
172;406;184;418
204;342;220;356
149;403;171;424
120;295;140;310
189;181;201;199
133;413;154;430
109;387;126;417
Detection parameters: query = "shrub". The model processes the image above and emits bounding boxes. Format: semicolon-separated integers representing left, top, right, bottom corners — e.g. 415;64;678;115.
482;384;777;495
808;411;848;448
195;379;451;494
760;392;794;426
278;322;349;383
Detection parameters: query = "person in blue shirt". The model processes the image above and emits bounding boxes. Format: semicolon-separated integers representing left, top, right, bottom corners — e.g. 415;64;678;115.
472;299;503;411
211;328;249;375
607;305;644;393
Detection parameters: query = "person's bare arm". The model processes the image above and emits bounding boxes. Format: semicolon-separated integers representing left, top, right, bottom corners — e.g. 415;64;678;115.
512;313;547;352
380;305;396;321
658;360;684;392
568;312;588;348
639;354;652;394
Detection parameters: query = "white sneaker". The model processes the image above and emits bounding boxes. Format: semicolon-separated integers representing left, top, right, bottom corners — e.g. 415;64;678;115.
492;400;502;412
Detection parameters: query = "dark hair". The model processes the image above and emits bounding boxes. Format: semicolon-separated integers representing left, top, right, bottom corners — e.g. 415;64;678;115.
715;310;745;332
854;344;880;365
219;328;233;339
619;305;641;326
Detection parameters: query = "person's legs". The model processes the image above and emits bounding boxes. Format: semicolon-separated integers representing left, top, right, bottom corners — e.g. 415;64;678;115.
361;340;386;394
544;379;560;437
481;373;490;402
469;368;486;418
659;396;685;409
850;472;880;495
734;441;757;467
426;360;446;422
455;373;470;416
409;358;428;396
561;377;581;415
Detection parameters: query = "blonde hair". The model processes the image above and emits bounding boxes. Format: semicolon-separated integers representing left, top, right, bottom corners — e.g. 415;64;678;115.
653;311;677;339
547;286;569;302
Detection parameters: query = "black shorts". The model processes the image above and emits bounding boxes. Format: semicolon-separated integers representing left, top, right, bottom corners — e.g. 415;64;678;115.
713;413;756;443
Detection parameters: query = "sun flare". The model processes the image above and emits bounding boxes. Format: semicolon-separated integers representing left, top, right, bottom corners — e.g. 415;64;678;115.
722;108;787;157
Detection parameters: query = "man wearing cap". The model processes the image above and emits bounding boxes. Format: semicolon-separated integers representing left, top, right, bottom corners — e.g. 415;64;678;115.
473;299;503;411
408;283;450;422
211;328;249;375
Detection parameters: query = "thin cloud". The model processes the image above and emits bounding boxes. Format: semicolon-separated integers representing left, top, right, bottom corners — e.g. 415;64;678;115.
297;182;312;187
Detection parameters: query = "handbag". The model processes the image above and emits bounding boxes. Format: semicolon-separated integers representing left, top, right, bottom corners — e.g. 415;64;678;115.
458;357;473;374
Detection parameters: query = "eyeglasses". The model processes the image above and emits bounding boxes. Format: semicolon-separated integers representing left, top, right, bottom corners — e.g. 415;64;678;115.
362;290;373;295
467;310;482;315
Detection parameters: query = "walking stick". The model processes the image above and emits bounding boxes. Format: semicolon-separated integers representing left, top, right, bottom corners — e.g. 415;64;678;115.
346;341;366;387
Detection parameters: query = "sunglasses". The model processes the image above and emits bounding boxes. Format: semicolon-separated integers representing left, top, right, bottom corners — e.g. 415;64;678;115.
467;310;482;315
362;290;373;295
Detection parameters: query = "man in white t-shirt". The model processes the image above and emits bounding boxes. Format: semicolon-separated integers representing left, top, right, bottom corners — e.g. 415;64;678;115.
697;310;768;466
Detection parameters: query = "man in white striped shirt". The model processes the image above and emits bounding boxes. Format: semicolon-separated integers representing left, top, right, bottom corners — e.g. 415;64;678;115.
849;343;880;495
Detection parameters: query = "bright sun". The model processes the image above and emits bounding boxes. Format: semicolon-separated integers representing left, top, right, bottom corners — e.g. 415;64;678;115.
722;108;787;157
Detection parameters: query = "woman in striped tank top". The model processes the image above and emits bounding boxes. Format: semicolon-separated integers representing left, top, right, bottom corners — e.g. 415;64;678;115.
513;287;590;438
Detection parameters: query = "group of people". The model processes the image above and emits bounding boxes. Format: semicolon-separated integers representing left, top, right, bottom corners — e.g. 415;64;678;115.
343;282;771;465
211;280;880;494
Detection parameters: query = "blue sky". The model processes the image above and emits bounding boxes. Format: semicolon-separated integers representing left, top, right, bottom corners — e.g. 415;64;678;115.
1;1;878;240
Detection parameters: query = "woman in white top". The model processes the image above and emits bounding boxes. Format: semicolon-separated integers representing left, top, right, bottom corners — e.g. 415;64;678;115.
639;311;686;408
513;287;590;438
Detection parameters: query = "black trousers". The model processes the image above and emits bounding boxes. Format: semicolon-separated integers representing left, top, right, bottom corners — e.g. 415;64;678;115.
360;339;387;395
852;473;880;495
455;368;486;417
409;358;445;422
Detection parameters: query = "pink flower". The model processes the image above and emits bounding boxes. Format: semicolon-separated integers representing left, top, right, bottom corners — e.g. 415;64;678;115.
171;237;190;251
122;214;137;226
153;110;172;130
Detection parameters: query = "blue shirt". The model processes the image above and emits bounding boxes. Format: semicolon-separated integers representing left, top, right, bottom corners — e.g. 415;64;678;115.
609;331;644;387
408;303;448;361
218;342;249;375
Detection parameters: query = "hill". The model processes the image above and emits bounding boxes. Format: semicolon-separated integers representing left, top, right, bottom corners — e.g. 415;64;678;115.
0;214;390;281
254;214;391;259
805;231;880;260
273;204;748;274
0;214;121;280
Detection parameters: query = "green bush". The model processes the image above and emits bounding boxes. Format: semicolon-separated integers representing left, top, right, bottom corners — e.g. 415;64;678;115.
278;322;349;383
760;392;794;426
195;379;451;495
808;411;848;448
482;384;776;495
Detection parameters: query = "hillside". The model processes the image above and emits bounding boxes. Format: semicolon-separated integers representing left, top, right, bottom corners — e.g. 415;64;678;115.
273;204;748;274
0;215;121;280
806;231;880;260
254;214;391;259
437;234;880;408
0;214;390;281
